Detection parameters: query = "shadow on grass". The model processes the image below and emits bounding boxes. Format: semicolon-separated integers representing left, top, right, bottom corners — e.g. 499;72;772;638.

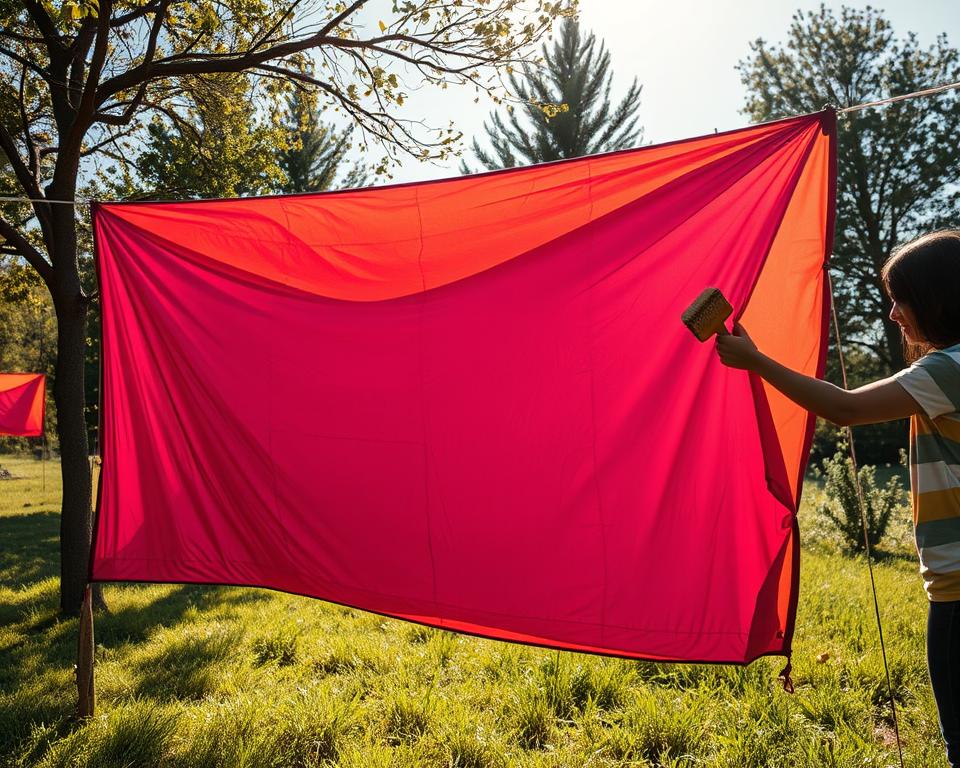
0;510;59;588
134;626;242;700
1;583;273;686
870;548;916;564
96;583;270;646
1;582;271;761
0;503;272;760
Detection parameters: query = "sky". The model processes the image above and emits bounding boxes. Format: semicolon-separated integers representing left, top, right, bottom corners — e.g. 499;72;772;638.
361;0;960;184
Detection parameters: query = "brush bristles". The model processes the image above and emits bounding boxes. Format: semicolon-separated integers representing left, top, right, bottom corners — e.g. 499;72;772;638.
681;288;732;341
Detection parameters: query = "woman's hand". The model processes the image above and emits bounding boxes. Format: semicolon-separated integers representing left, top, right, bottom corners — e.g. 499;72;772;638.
715;322;761;371
713;321;922;426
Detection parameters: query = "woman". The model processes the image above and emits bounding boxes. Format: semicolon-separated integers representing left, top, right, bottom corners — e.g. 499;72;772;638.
716;230;960;765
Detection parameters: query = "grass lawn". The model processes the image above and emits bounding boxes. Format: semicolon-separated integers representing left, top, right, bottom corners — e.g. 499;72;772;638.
0;453;948;767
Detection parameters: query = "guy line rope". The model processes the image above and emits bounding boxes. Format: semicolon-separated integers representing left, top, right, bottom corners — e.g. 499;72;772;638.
828;272;907;768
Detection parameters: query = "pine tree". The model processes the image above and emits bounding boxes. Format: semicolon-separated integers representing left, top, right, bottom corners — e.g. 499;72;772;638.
277;90;367;193
465;18;643;171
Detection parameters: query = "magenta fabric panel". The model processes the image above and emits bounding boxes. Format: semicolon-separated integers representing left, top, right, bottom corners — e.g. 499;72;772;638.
91;114;832;663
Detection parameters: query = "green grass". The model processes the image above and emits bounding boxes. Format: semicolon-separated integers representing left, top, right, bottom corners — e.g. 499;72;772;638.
0;453;947;767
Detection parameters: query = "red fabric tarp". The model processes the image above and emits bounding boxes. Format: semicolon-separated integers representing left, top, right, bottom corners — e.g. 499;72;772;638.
0;373;45;437
91;111;836;664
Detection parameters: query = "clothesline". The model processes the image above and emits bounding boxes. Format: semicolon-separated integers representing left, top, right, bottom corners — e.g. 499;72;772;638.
1;78;958;209
836;78;960;113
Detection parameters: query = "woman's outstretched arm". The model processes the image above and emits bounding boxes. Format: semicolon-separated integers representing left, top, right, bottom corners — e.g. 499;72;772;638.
715;322;923;427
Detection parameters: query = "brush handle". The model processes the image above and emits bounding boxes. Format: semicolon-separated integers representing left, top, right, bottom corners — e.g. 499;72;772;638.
715;324;730;336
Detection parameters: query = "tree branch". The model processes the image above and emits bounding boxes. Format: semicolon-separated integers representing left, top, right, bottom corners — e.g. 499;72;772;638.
110;0;164;27
22;0;62;51
58;0;114;180
0;213;53;284
0;120;43;200
93;81;150;126
0;28;46;45
0;43;52;81
68;20;99;109
80;124;140;156
18;67;40;185
251;0;304;51
253;63;431;152
94;3;384;104
317;0;369;38
140;0;171;77
77;2;113;124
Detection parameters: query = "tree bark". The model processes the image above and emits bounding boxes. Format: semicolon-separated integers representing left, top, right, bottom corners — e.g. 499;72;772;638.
52;258;93;617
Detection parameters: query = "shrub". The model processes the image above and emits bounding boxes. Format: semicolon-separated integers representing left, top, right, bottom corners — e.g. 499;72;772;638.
814;441;906;554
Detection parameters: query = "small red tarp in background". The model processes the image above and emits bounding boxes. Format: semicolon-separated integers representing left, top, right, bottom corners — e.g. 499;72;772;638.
91;111;836;665
0;373;45;437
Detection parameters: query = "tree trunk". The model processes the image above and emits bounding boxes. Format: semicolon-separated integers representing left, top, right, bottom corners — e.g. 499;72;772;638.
53;280;93;617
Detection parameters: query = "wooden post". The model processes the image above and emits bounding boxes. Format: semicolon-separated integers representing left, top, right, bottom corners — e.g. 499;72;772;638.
77;584;95;718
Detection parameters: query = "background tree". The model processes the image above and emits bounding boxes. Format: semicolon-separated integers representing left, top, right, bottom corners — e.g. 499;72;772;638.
0;0;571;615
277;88;367;192
80;77;364;451
464;16;642;170
738;6;960;369
131;73;286;200
738;4;960;464
104;76;364;198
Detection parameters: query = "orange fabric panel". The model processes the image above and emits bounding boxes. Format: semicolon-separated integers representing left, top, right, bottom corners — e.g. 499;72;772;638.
101;120;791;302
741;126;833;502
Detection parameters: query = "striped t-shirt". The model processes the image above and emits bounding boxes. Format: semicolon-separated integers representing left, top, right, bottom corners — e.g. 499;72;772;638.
893;343;960;601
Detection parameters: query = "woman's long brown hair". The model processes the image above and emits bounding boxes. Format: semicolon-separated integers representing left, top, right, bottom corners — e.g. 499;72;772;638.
881;230;960;363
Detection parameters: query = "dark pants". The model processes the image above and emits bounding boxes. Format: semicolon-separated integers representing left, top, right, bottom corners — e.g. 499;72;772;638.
929;600;960;767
